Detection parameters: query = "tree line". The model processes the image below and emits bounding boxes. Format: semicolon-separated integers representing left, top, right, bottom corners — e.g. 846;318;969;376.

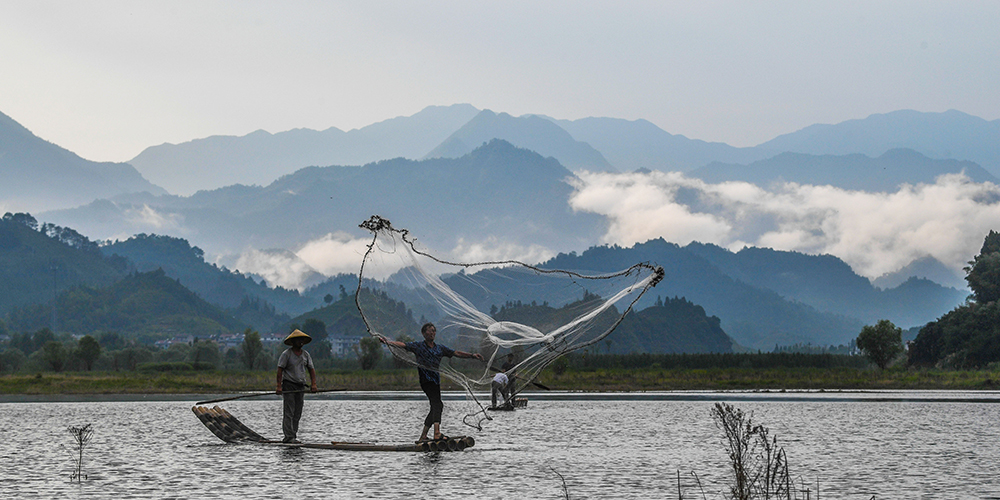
855;230;1000;370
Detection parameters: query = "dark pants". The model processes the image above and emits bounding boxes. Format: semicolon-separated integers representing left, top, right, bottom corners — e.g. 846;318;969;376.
419;377;443;428
282;380;306;440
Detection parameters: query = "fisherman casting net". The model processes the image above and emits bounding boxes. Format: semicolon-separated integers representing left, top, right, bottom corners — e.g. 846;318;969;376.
355;215;663;429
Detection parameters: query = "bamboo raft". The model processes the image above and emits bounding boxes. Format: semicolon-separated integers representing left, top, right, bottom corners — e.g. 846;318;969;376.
192;406;475;452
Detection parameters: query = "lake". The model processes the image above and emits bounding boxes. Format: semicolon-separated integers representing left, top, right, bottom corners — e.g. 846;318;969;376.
1;390;998;499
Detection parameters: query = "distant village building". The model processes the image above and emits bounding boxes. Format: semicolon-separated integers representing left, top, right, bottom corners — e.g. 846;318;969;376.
260;333;284;346
153;335;195;350
330;336;362;357
214;332;245;352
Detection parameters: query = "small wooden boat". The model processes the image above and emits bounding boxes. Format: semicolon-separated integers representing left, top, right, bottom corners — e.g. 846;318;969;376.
192;405;475;452
487;397;528;411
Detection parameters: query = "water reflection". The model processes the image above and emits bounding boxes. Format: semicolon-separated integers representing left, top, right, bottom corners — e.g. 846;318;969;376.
0;394;997;498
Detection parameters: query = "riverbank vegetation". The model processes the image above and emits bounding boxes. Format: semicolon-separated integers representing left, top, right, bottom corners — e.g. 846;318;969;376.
2;355;996;395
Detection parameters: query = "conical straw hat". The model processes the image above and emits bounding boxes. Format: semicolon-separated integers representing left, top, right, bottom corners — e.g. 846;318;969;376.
284;329;312;346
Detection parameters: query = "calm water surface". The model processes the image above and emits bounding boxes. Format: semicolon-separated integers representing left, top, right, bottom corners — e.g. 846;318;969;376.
1;391;998;499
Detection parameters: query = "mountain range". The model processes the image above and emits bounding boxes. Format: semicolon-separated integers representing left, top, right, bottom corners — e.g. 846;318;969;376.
0;111;165;213
1;211;964;350
689;148;998;192
1;104;992;349
128;104;481;196
125;106;1000;192
4;105;997;209
43;139;607;259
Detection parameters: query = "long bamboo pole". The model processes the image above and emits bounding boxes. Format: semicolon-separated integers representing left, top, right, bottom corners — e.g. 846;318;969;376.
195;388;346;405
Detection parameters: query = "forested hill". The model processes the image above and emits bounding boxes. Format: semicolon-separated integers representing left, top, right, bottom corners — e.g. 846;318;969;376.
493;296;733;354
537;239;864;349
288;288;420;342
613;296;733;354
4;268;246;341
681;242;967;327
103;234;316;316
0;213;129;316
536;238;961;350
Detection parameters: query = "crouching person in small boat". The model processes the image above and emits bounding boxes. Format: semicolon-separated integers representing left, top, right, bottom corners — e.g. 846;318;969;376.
491;371;510;409
276;329;318;443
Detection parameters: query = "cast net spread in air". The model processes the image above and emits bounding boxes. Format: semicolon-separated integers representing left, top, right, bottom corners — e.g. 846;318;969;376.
355;215;663;429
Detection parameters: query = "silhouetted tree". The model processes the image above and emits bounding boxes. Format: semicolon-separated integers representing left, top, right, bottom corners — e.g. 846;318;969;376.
0;348;27;374
189;340;221;368
857;319;903;370
356;337;382;370
2;212;38;230
965;229;1000;304
32;328;56;353
301;318;328;342
75;335;101;371
98;331;125;351
41;340;67;372
240;328;264;370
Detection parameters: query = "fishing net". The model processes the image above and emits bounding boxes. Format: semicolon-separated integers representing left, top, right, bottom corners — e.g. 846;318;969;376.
355;215;663;429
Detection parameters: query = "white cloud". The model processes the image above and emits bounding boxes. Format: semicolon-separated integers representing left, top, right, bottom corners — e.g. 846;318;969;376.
232;248;319;291
449;237;555;267
569;171;1000;279
122;204;184;232
295;232;371;277
567;172;734;246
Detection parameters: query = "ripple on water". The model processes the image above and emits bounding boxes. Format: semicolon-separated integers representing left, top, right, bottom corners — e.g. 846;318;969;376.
0;396;998;498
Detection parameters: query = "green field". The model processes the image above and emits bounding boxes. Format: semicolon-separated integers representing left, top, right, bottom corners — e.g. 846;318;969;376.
2;366;997;396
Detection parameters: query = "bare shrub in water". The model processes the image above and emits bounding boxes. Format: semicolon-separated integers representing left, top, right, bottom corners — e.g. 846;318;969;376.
712;403;793;500
67;423;94;482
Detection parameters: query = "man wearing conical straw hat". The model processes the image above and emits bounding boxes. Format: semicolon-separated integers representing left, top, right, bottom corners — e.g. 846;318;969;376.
276;329;318;443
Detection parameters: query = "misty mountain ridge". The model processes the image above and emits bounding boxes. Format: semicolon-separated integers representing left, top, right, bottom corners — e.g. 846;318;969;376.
45;139;607;260
757;109;1000;177
680;242;967;328
689;148;998;192
871;255;968;290
424;110;617;173
548;115;771;172
119;106;1000;199
536;238;961;349
0;110;165;213
127;104;481;195
2;207;964;350
102;234;319;316
5;105;996;301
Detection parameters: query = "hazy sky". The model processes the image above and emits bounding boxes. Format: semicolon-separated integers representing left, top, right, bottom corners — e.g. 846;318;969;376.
2;1;998;163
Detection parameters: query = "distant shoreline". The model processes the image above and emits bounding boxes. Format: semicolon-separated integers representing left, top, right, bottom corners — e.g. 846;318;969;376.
2;365;998;401
3;388;1000;404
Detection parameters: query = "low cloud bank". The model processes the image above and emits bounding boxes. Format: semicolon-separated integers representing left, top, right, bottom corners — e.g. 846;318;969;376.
450;237;555;267
569;171;1000;281
232;248;322;291
295;232;371;277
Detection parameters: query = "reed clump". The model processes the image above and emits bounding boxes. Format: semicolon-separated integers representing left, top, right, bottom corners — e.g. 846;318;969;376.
67;423;93;482
712;402;793;500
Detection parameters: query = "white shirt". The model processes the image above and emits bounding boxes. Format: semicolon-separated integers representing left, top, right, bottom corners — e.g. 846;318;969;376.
493;372;508;385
